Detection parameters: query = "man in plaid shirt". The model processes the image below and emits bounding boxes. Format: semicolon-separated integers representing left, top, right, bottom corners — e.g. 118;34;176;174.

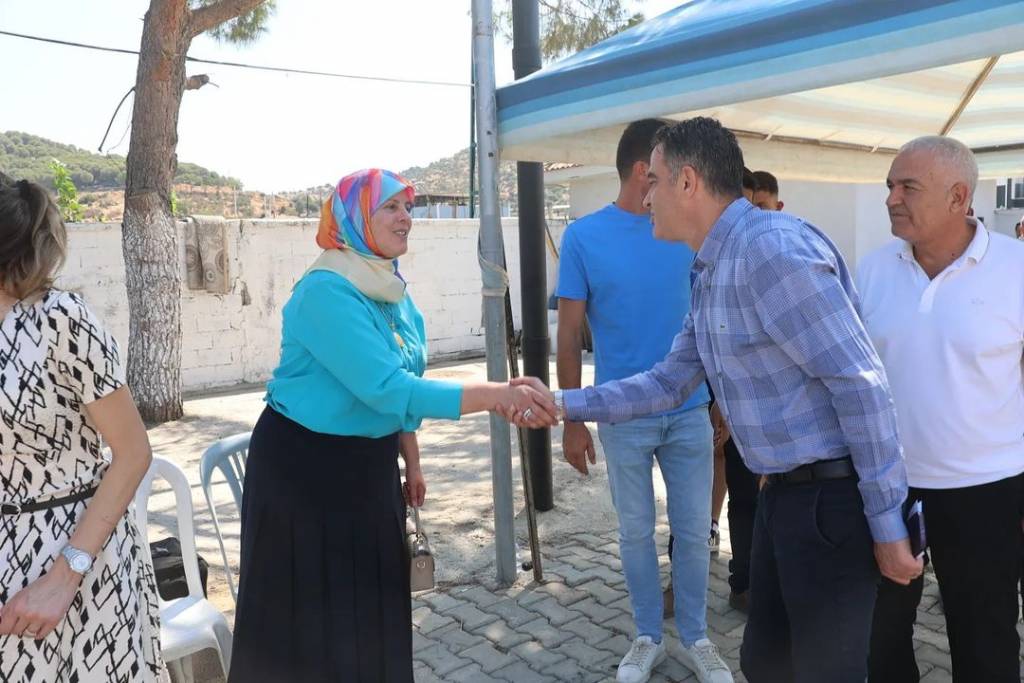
538;118;923;683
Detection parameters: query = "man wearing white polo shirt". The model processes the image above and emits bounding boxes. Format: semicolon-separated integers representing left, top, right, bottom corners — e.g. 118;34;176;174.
860;136;1024;683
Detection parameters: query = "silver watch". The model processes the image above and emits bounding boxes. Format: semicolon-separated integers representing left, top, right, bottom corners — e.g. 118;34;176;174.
552;390;566;418
61;544;94;575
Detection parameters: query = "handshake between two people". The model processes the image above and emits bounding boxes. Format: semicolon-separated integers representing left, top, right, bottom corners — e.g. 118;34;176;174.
492;376;560;429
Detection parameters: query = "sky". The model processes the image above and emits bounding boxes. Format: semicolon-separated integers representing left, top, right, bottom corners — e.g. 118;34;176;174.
1;1;679;192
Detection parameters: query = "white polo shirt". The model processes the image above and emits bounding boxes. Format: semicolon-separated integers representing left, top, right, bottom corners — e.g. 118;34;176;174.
856;221;1024;489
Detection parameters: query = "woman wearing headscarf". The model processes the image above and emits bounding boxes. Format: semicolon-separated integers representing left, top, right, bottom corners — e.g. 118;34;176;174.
228;169;555;682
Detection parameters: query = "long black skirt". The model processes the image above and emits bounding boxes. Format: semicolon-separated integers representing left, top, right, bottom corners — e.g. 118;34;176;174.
228;407;412;683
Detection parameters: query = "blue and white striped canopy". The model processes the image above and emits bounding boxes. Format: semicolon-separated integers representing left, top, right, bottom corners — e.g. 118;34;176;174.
496;0;1024;180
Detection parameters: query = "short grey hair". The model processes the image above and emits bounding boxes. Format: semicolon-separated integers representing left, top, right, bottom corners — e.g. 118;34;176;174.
651;117;744;199
898;135;978;196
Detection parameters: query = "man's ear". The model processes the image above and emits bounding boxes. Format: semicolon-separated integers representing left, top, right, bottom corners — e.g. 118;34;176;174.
632;159;649;181
680;166;698;196
949;181;971;214
777;200;784;211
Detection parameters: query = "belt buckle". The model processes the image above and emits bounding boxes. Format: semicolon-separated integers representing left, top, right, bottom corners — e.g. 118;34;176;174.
1;501;22;515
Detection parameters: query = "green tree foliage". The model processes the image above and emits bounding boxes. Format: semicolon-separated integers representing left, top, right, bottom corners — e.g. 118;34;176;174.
200;0;276;43
0;131;242;191
49;159;84;222
291;195;310;216
496;0;644;62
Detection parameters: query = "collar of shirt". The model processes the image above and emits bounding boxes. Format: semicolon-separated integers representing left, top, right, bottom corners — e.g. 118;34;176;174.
694;197;755;273
896;216;989;268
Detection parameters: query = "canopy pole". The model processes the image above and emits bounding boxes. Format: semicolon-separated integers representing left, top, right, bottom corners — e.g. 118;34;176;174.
472;0;518;586
469;42;477;219
512;0;553;511
940;56;999;136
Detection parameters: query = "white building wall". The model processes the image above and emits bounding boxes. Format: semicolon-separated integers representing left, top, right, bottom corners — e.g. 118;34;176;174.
973;179;998;229
567;175;618;221
563;174;1001;266
992;208;1023;237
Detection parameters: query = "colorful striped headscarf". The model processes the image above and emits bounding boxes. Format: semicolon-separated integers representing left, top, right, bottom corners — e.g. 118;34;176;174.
316;168;416;259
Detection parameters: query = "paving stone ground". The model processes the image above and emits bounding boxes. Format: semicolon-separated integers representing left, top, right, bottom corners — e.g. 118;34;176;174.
147;358;1022;682
409;526;1012;683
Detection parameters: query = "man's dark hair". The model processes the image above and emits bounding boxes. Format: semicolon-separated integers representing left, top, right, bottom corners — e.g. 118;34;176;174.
742;167;756;193
752;170;779;196
651;117;744;198
616;118;669;180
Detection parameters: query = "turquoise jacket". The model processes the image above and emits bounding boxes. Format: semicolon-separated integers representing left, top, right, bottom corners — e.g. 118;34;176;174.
266;270;463;437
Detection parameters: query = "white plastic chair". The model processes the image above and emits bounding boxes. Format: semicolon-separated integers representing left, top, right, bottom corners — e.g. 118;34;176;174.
135;457;232;682
199;432;251;603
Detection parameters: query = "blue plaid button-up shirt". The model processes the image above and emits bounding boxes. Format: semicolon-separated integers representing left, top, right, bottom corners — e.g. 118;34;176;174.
564;199;908;542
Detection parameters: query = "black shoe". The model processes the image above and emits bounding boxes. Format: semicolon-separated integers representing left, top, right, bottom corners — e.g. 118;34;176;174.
728;590;749;614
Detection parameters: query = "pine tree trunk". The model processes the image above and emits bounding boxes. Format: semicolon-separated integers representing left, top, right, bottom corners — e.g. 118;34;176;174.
121;0;265;422
123;0;190;422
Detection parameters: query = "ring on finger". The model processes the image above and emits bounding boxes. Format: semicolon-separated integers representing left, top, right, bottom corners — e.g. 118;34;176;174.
522;407;534;420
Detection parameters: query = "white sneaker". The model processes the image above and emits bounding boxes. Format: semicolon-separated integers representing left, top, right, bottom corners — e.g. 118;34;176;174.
616;635;666;683
678;638;733;683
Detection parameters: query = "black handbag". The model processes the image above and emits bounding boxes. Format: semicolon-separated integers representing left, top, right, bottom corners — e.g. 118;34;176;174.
150;536;209;600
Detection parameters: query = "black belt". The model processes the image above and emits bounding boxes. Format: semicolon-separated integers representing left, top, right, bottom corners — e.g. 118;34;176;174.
1;486;98;515
766;457;855;486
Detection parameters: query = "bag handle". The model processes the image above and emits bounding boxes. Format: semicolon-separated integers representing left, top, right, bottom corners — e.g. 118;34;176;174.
412;505;424;536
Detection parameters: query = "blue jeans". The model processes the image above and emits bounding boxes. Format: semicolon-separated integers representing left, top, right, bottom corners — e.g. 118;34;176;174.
597;406;713;646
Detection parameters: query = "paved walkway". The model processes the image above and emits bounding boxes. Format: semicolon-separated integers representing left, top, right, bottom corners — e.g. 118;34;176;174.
144;357;1013;682
409;529;968;683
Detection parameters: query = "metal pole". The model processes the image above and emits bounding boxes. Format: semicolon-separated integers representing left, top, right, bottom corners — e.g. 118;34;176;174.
512;0;553;511
472;0;518;586
469;43;477;220
505;292;544;583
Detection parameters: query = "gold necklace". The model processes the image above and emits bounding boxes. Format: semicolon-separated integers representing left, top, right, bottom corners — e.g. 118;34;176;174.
375;301;405;348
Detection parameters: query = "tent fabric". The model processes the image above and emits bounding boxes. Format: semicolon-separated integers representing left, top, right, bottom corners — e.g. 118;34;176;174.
496;0;1024;176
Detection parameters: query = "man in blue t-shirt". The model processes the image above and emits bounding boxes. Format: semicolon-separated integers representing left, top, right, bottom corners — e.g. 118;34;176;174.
556;120;730;683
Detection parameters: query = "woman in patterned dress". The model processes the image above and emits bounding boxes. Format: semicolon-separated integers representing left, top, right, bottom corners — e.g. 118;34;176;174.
0;178;165;682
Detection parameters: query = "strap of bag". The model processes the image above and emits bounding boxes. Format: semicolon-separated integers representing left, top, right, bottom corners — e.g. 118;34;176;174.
412;505;423;536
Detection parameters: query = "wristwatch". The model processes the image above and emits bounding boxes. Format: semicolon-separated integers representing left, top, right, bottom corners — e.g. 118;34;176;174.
552;390;566;419
61;544;94;575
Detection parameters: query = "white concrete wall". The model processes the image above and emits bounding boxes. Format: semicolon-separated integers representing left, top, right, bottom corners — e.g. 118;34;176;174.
56;218;556;392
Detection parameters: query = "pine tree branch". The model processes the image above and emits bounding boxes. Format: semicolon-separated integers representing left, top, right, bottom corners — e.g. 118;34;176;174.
188;0;265;39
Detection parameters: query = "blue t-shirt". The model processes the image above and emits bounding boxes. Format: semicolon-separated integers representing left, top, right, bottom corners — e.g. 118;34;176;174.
556;203;709;413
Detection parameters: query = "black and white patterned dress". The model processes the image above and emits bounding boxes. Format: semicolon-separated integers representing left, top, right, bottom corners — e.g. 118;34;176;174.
0;290;165;682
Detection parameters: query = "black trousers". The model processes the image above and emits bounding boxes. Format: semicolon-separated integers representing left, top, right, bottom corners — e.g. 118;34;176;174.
868;473;1024;683
724;437;758;594
740;476;880;683
230;408;413;683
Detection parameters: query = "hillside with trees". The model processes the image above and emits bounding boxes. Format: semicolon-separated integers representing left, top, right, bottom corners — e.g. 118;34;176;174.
0;132;571;221
0;131;241;191
401;147;569;210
